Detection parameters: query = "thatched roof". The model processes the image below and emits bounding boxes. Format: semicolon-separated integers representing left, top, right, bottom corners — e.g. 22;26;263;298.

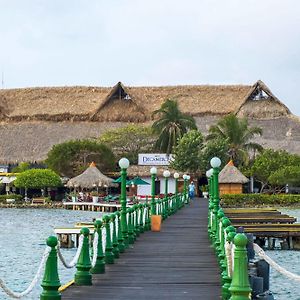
219;160;249;184
236;80;291;119
127;165;185;178
67;162;116;188
1;80;290;122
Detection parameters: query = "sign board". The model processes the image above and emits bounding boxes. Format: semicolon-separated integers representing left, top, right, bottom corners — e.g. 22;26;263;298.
138;154;174;166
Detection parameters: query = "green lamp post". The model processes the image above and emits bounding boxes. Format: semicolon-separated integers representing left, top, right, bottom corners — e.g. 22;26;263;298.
173;172;179;212
183;174;188;204
119;157;130;248
210;157;221;241
150;167;157;215
163;170;170;219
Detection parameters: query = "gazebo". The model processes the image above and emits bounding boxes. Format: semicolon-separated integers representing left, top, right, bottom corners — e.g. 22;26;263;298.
218;160;249;195
66;162;116;189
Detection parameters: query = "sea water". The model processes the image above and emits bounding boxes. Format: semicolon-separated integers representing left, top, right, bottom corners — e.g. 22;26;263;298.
1;208;300;299
0;208;101;300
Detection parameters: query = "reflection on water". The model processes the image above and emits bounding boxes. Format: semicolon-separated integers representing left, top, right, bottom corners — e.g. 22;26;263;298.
0;208;102;300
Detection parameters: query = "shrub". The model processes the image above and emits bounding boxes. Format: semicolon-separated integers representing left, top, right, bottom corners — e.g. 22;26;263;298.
0;194;23;203
221;193;300;207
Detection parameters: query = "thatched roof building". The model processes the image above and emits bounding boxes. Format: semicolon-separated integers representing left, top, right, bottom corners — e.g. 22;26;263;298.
0;80;300;163
219;160;249;184
219;160;249;195
67;162;116;189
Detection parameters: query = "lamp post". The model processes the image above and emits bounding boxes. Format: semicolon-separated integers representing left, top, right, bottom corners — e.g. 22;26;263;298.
150;167;157;215
163;170;170;219
119;157;130;249
183;174;188;204
174;172;179;212
186;175;191;203
210;157;221;242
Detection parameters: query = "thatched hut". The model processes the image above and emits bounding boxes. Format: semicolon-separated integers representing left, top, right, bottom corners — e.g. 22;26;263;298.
67;162;116;189
218;160;249;195
0;80;299;163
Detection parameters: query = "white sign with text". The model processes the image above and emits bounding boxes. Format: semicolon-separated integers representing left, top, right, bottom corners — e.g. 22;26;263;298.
138;153;174;166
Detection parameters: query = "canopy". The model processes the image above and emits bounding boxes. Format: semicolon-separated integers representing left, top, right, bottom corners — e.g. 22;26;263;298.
67;162;116;189
112;177;123;183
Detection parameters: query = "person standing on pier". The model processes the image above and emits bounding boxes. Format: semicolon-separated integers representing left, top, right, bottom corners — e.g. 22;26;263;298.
188;181;195;200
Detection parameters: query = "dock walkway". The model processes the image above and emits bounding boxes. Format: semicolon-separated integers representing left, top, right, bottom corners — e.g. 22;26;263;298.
63;198;221;299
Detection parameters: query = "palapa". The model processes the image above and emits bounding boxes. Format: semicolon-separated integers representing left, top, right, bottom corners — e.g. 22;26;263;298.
67;162;116;189
218;160;249;184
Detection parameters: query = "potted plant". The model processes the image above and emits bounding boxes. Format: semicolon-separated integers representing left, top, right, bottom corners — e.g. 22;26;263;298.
202;185;209;198
91;191;99;203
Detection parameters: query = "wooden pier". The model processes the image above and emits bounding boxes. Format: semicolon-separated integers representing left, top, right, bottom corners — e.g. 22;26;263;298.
63;201;122;212
224;208;300;249
62;199;221;299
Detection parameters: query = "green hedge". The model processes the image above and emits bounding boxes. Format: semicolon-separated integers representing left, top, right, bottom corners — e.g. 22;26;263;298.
0;194;23;203
221;193;300;207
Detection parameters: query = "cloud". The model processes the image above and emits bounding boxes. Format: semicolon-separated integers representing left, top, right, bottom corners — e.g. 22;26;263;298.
0;0;299;114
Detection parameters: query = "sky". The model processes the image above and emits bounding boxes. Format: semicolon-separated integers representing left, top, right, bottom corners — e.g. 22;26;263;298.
1;0;300;115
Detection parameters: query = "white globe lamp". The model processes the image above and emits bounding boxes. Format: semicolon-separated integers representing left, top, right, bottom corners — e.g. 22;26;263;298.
119;157;130;169
210;157;221;168
163;170;170;178
150;167;157;175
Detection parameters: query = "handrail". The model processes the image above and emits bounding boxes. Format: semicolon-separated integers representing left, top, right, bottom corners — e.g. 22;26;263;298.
0;192;188;299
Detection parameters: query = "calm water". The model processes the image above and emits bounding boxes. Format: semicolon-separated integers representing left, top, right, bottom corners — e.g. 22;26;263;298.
0;208;102;300
266;208;300;300
1;208;300;299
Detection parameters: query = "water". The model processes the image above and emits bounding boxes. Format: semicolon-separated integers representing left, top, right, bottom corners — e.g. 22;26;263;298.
1;207;300;299
0;208;101;300
265;208;300;300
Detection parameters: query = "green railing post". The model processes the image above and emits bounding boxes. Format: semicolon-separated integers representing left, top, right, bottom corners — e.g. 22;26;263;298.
146;203;151;230
174;173;179;213
222;229;236;300
119;158;129;248
116;211;125;253
75;228;92;286
218;217;231;268
40;236;61;300
134;204;140;237
183;174;187;204
111;214;120;259
229;233;252;300
210;157;221;242
150;167;157;215
139;204;144;233
91;220;105;274
215;209;225;252
128;208;135;244
103;216;114;264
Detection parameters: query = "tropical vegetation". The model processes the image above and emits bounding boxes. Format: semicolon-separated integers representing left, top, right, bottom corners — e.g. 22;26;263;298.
152;99;197;154
99;124;156;164
171;130;204;172
45;140;115;177
206;113;263;166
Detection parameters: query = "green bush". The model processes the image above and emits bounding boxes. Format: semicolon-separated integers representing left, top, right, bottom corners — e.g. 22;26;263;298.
221;193;300;207
0;194;23;203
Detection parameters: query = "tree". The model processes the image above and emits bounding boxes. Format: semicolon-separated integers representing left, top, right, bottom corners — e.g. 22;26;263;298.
14;169;62;189
251;149;300;192
206;114;263;165
99;125;156;164
152;99;197;154
199;139;230;172
171;130;204;172
269;166;300;188
45;140;115;177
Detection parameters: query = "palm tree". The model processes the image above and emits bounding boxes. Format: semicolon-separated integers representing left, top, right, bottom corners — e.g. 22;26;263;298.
152;99;197;154
206;113;263;165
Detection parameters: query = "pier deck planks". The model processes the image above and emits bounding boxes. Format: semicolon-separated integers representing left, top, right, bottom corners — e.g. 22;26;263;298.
62;198;221;300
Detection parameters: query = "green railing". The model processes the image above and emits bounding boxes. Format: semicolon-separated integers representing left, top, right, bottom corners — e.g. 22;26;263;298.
38;192;187;299
207;157;252;300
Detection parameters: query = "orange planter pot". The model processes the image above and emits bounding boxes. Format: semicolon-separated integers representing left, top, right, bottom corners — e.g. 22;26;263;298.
151;215;162;232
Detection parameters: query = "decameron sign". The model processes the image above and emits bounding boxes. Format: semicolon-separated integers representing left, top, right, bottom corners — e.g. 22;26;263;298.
138;154;174;166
